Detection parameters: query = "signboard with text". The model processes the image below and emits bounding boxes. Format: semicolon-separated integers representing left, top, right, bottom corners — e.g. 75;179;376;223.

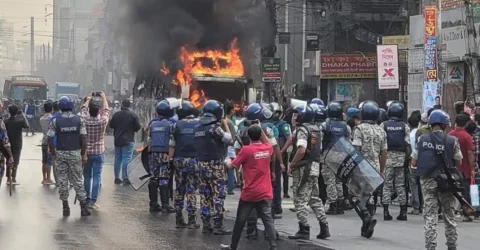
424;6;438;82
376;44;399;89
320;54;377;79
261;58;282;82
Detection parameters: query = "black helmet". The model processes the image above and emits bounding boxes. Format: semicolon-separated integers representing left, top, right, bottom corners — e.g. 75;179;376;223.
310;103;327;122
360;101;380;123
176;100;196;120
156;100;174;118
293;104;314;124
202;100;223;121
387;102;404;120
327;102;343;120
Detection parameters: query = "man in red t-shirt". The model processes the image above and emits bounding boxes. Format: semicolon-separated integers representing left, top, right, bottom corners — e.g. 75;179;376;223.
448;114;475;222
221;125;277;250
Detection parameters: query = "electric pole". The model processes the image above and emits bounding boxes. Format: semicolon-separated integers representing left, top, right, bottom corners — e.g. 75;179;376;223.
30;17;35;75
465;0;479;96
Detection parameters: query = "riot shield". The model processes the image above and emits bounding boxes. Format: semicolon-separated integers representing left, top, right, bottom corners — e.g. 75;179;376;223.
323;137;384;204
127;148;151;191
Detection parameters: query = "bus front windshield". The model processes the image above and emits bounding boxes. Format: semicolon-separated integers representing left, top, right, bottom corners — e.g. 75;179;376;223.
12;86;47;100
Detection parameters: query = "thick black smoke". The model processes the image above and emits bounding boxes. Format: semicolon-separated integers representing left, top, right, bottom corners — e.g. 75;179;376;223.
118;0;274;74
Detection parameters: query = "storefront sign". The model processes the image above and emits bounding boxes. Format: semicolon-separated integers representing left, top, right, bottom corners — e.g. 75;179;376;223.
261;58;282;82
446;62;465;83
320;54;377;79
376;44;399;89
382;35;409;49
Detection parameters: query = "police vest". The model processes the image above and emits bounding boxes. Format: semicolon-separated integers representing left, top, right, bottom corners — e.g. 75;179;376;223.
290;124;322;164
275;120;288;148
26;105;35;116
417;132;456;177
55;115;81;151
174;119;199;158
194;124;225;161
150;119;172;153
383;120;406;151
323;120;347;150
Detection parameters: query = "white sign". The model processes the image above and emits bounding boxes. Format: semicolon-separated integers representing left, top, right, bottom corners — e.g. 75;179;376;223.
440;23;480;62
446;62;465;83
121;78;129;95
376;44;399;89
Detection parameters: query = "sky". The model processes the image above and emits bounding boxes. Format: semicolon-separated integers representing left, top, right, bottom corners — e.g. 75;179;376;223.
0;0;54;44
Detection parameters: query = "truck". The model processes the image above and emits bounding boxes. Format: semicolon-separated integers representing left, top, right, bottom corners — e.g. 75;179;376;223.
54;82;81;101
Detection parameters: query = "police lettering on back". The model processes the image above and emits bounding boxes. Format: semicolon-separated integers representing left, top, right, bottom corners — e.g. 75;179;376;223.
60;126;78;132
421;141;445;151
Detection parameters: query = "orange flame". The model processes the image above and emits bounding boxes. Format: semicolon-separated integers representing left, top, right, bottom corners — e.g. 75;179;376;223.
190;89;208;108
160;62;169;75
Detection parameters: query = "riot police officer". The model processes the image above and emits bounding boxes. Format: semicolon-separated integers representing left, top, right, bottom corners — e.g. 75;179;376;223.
47;96;90;217
352;101;387;238
381;102;411;221
377;108;387;125
347;107;361;140
322;102;351;215
169;100;200;228
147;100;176;213
193;100;232;235
411;110;460;250
288;104;330;240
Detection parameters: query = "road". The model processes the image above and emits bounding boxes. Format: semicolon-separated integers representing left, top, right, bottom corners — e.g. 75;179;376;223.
0;135;321;250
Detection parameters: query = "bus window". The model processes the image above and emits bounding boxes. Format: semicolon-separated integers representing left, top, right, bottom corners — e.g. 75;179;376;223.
12;86;47;100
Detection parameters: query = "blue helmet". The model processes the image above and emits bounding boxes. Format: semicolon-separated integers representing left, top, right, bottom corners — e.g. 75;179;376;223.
311;98;324;106
156;100;174;118
347;107;360;118
428;110;449;125
387;102;404;120
58;96;74;111
260;103;273;120
378;108;387;123
245;103;264;121
293;104;314;124
327;101;343;119
176;100;196;120
360;101;380;123
202;100;223;121
310;103;327;122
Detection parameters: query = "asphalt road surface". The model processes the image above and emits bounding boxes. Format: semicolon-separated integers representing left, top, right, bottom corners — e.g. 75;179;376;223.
0;135;324;250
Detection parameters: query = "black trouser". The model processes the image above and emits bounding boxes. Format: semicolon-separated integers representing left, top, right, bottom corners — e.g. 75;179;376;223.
282;153;289;195
318;171;327;204
273;160;282;210
230;200;277;250
10;145;22;179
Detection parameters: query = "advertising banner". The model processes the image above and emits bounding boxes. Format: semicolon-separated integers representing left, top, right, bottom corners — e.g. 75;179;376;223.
424;6;438;82
376;44;399;89
320;54;377;79
423;81;441;112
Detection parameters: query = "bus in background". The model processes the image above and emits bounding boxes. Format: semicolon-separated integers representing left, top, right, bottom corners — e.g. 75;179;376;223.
3;75;48;101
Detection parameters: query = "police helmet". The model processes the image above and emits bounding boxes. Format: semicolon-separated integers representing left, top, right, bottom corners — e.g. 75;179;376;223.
293;104;314;124
310;103;327;122
358;101;366;109
378;108;387;124
428;110;450;125
270;102;283;113
346;107;360;118
58;96;74;111
360;101;380;123
311;98;324;106
260;103;273;120
387;102;404;120
202;100;223;121
327;101;343;119
176;100;196;120
386;100;398;109
156;100;174;118
245;103;264;121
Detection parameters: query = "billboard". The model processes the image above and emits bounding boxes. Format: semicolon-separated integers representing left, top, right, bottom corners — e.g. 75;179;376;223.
320;54;377;79
376;44;399;89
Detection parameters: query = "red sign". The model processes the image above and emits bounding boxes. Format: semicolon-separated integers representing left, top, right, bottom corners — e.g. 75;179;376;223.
424;6;437;43
320;54;377;79
424;6;438;81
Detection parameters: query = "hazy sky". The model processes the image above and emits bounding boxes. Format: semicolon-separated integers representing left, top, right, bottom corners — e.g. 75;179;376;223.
0;0;54;44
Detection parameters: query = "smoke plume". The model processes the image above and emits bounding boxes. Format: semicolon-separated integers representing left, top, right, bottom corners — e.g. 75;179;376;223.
117;0;274;74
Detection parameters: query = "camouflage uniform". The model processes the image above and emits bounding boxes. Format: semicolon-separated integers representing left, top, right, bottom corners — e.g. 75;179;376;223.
151;152;171;187
411;133;461;250
381;123;410;205
292;126;327;225
47;112;87;202
352;123;387;204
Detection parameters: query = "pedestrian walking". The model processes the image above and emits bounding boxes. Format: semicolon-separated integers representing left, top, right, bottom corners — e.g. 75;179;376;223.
81;92;110;209
109;99;141;185
47;96;90;217
39;102;54;185
4;105;29;185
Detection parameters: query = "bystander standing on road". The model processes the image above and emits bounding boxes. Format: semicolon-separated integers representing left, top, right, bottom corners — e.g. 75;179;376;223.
24;99;36;136
224;101;237;195
109;99;141;185
39;102;54;185
81;92;110;209
5;105;29;185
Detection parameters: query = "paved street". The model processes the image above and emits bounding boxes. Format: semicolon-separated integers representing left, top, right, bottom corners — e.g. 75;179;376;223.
0;135;478;250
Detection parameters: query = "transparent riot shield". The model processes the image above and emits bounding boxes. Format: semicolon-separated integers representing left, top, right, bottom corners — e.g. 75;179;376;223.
323;137;384;204
127;148;151;191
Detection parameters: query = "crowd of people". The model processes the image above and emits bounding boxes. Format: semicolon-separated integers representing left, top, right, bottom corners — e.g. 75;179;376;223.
0;93;479;250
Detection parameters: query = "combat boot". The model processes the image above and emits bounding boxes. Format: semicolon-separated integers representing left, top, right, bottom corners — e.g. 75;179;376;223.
336;201;345;215
187;214;200;229
202;217;213;233
383;205;393;221
317;221;331;239
80;201;91;217
367;204;377;216
62;201;70;216
288;223;310;240
397;205;408;221
175;211;188;228
213;216;232;235
159;187;175;213
148;181;162;212
326;202;337;215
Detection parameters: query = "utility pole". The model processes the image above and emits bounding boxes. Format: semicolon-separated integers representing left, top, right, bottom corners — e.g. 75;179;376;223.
465;0;479;96
43;44;46;63
47;42;50;64
30;17;35;75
